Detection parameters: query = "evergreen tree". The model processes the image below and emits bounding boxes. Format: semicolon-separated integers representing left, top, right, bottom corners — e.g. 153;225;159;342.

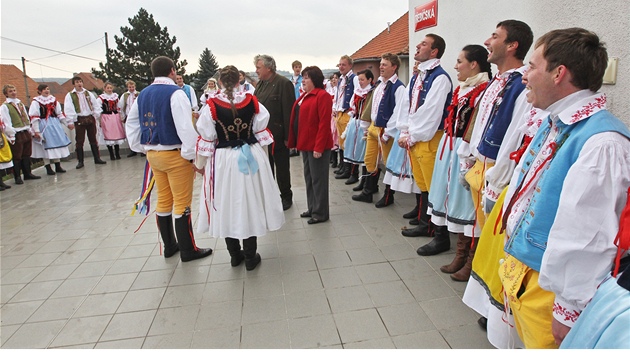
192;48;220;91
92;8;187;90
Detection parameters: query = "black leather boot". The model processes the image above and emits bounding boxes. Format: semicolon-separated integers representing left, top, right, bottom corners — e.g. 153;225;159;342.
335;160;351;179
157;215;179;258
352;169;379;203
330;150;338;168
403;193;421;219
416;225;450;256
401;192;432;236
76;149;84;169
12;160;21;184
55;162;66;173
45;164;56;175
107;145;115;160
225;238;245;267
352;166;368;191
375;184;395;208
22;158;41;180
127;150;138;158
91;144;107;165
243;236;260;271
114;145;121;160
334;150;345;174
174;207;212;262
344;164;359;184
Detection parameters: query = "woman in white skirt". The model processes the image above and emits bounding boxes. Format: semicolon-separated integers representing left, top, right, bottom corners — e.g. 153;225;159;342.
194;65;285;271
29;84;73;175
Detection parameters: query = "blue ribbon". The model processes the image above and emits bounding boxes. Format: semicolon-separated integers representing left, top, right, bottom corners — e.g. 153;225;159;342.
237;144;259;175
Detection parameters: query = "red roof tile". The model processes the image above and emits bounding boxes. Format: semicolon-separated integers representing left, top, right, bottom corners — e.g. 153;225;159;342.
351;12;409;60
0;64;40;104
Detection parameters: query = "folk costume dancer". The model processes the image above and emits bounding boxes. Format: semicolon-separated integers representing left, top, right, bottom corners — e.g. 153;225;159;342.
118;80;140;157
397;34;453;247
341;69;373;191
426;45;491;281
126;56;212;263
459;20;534;348
28;84;73;175
64;76;106;169
195;65;284;270
332;55;359;181
499;28;630;348
98;83;126;160
1;84;41;184
352;53;405;207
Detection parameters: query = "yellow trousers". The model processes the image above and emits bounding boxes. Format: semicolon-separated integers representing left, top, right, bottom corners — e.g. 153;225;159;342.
499;254;557;349
147;150;194;216
409;131;443;192
364;123;393;173
465;159;494;230
335;111;351;148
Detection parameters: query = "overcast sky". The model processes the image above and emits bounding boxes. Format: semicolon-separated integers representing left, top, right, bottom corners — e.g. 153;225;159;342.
1;0;408;80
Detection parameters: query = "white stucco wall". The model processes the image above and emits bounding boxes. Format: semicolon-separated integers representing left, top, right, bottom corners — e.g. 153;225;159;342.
408;0;630;125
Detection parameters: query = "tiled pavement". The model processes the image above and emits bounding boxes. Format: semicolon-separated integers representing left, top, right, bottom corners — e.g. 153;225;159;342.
0;153;492;349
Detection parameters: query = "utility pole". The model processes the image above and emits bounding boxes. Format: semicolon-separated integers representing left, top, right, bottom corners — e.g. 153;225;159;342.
21;57;30;102
104;32;109;81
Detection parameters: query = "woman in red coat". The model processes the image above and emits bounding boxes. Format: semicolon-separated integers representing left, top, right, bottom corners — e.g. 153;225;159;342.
288;66;333;224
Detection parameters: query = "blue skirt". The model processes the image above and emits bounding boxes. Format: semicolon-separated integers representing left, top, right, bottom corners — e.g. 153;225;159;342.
428;136;475;226
385;131;413;179
561;274;630;349
41;117;71;149
343;118;366;164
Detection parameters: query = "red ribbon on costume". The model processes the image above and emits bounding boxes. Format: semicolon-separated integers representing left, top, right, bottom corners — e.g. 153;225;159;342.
509;135;533;164
613;186;630;277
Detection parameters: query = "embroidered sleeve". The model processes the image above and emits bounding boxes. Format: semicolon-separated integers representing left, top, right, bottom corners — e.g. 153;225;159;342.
196;136;215;157
552;298;581;327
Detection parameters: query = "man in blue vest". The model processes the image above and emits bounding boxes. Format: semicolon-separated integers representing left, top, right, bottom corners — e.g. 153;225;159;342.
333;55;361;181
352;53;406;206
126;56;212;263
500;28;630;348
398;34;453;254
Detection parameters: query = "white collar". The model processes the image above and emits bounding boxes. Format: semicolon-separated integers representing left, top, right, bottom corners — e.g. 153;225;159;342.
547;90;607;125
100;92;119;100
34;95;56;104
153;77;177;86
418;58;440;72
5;97;22;104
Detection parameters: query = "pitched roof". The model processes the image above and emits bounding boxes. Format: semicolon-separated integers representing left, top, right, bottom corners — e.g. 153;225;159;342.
351;12;409;61
0;64;40;103
60;72;105;93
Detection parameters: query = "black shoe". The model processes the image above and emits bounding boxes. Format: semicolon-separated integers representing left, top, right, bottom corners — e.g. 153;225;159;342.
157;215;180;258
45;165;56;175
352;179;365;191
23;173;41;180
300;211;312;218
403;207;419;219
282;199;293;211
76;162;84;169
416;225;449;256
55;163;66;173
14;176;23;185
127;151;138;158
352;192;373;203
478;317;488;331
375;192;394;208
231;251;245;267
344;174;359;185
245;253;261;271
409;218;419;225
307;218;328;225
401;221;432;237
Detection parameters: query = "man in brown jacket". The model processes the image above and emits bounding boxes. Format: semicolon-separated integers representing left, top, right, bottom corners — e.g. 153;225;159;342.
253;54;295;210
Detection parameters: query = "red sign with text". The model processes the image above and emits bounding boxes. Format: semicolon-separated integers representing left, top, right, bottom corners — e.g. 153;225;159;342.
414;0;438;32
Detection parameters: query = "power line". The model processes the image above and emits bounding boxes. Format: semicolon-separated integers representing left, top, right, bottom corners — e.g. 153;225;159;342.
30;37;104;61
1;36;102;62
26;60;76;74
